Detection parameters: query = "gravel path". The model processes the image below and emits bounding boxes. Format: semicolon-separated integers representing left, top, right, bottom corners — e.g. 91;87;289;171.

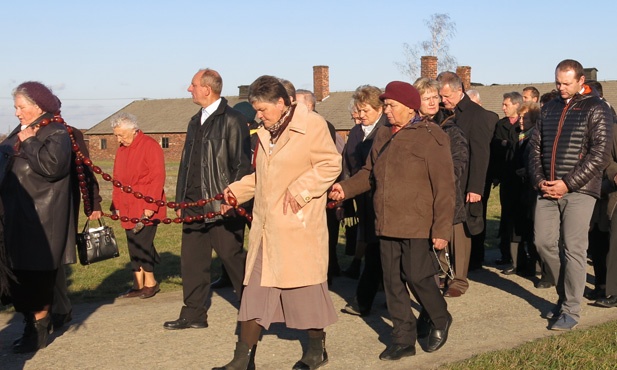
2;248;616;370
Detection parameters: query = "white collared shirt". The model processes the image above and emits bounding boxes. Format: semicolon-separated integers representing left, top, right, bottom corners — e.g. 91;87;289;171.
361;114;381;140
200;98;222;124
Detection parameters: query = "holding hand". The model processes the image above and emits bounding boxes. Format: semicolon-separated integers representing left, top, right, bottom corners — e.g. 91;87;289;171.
329;183;345;201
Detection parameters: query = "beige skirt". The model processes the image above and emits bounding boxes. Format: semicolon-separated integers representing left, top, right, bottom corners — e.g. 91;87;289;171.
238;244;338;330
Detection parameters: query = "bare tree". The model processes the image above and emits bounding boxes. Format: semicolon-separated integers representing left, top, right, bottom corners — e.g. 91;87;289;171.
396;13;457;81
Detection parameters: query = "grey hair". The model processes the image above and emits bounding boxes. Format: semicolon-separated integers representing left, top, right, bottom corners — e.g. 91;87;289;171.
467;89;481;104
110;112;139;130
296;89;316;109
503;91;523;106
348;99;358;113
436;71;463;91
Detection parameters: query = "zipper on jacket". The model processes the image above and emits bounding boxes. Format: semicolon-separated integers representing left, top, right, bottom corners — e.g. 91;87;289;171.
550;100;573;181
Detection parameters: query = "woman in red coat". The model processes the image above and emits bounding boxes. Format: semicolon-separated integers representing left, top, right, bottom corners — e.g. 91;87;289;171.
111;112;166;299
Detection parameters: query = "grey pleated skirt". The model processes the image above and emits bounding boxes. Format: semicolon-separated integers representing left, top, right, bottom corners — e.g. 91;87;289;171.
238;244;338;330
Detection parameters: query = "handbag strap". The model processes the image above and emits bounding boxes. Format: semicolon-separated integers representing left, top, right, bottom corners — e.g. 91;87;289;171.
81;218;105;233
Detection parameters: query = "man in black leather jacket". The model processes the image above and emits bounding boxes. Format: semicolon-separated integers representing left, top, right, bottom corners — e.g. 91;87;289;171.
528;59;613;331
164;69;251;330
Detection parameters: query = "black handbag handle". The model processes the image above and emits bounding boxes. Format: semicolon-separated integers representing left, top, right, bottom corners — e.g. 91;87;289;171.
81;218;106;234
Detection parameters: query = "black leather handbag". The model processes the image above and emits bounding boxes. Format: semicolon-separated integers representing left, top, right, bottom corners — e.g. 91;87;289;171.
76;219;120;265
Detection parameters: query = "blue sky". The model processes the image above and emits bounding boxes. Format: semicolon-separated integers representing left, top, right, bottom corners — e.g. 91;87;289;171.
1;0;615;133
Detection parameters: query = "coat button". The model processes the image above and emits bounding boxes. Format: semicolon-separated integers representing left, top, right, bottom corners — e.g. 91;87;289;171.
305;197;310;201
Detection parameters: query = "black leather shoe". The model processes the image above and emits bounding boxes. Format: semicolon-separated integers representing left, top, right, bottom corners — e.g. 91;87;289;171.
495;258;511;265
379;344;416;360
426;313;452;353
594;295;617;308
584;287;606;300
535;281;554;289
163;317;208;330
51;310;73;330
501;266;516;275
341;301;370;316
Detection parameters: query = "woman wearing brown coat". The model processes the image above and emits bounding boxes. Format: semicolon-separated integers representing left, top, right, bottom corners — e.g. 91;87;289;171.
214;75;341;370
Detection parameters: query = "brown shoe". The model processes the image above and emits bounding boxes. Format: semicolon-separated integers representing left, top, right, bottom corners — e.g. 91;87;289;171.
140;283;160;299
444;288;462;298
118;287;144;298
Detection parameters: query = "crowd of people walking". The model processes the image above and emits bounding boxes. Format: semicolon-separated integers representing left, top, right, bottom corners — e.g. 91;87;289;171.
0;58;616;370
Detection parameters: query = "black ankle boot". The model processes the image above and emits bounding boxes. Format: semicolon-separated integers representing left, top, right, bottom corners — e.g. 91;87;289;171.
212;342;256;370
13;314;50;353
292;333;328;370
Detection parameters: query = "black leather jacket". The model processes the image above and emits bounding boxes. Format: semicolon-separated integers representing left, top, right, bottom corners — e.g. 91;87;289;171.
529;88;613;198
175;98;251;222
0;114;73;270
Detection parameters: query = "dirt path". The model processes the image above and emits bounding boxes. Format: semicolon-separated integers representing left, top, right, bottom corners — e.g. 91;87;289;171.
2;248;616;370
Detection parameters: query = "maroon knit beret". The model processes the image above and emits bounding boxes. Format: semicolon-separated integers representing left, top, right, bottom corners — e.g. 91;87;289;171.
379;81;421;110
15;81;61;114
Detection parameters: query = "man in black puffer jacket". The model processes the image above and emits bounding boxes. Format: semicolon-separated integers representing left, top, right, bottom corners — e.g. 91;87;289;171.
528;59;613;331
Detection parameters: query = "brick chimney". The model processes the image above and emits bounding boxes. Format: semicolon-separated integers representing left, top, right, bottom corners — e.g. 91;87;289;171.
421;56;438;79
313;65;330;102
238;85;250;100
456;66;472;91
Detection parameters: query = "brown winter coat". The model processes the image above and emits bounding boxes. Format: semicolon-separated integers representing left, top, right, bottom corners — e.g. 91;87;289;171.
340;118;455;241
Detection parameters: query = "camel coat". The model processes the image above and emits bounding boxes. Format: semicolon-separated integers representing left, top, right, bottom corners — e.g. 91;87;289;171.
228;104;342;288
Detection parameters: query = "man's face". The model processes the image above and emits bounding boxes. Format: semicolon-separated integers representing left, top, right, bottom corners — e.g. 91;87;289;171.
522;90;537;103
187;71;210;107
555;69;584;100
502;98;519;118
439;84;462;110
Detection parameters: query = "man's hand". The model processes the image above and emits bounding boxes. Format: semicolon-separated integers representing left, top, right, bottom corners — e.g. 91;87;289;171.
540;180;568;199
466;192;482;203
329;183;345;201
432;238;448;251
283;189;300;215
143;209;155;218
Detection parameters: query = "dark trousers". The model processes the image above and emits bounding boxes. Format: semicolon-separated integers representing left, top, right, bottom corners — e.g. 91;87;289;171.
470;180;493;267
380;237;449;346
356;241;382;309
179;219;246;322
52;265;71;315
606;211;617;295
589;223;609;288
326;208;340;281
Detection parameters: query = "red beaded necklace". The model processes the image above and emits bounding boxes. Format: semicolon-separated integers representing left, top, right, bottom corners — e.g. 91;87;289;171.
37;115;251;226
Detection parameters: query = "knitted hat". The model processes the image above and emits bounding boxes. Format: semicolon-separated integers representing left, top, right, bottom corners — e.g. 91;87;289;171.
15;81;61;114
379;81;421;110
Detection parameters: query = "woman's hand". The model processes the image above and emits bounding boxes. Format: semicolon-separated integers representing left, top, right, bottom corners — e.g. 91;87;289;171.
329;183;345;201
221;187;236;215
143;209;154;218
88;211;102;220
283;189;301;215
17;125;38;142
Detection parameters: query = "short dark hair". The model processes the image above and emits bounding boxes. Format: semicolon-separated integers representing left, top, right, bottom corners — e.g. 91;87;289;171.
523;86;540;100
556;59;584;80
540;89;560;105
248;75;291;106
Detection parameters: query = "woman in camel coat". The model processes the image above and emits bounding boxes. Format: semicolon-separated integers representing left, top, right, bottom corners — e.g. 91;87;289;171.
214;75;341;370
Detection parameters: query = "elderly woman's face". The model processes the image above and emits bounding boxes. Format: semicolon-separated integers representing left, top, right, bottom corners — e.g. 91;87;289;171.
14;94;44;126
383;98;415;127
253;98;286;128
419;90;440;117
356;103;382;126
113;125;137;147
